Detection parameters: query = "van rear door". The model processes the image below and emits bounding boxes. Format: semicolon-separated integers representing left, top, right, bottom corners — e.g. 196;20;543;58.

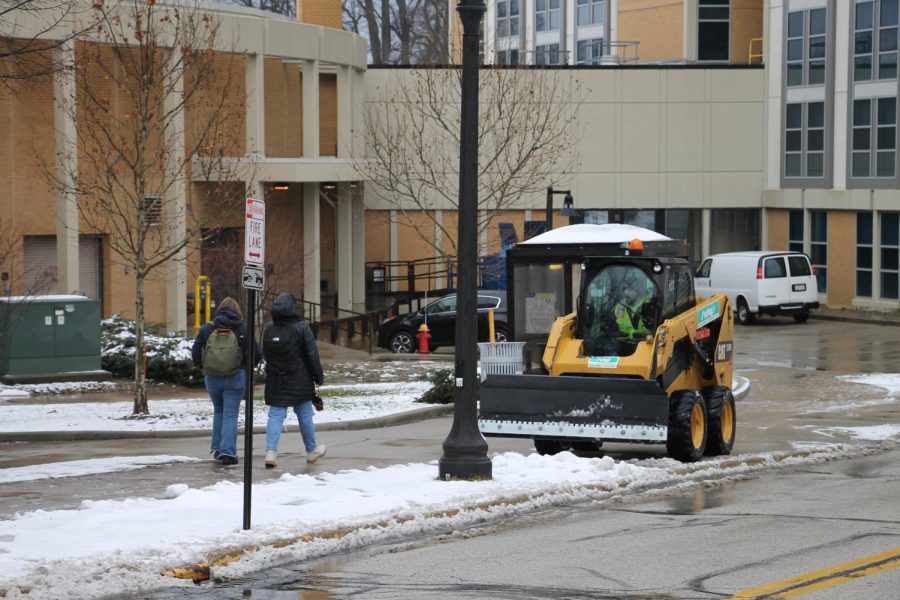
760;256;790;307
786;254;817;303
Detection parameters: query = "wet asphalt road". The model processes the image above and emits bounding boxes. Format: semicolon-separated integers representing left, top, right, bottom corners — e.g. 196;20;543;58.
102;317;900;599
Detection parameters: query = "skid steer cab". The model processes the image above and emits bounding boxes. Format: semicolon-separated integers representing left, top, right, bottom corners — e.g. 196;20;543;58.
479;244;736;463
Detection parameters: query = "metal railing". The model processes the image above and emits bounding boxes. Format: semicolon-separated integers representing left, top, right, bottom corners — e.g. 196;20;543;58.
748;37;764;64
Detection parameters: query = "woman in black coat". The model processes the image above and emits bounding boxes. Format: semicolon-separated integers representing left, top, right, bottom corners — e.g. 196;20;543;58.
262;293;325;468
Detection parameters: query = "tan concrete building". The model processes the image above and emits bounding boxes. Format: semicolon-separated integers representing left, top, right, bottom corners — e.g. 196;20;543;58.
1;1;367;331
3;0;897;333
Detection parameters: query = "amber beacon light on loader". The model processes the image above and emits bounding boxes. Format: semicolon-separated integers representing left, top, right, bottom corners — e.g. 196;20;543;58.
478;224;736;462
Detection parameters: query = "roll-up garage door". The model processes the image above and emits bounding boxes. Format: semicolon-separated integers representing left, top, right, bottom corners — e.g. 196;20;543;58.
23;236;102;301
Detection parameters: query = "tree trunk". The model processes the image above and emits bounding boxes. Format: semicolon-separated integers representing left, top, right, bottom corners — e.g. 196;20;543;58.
364;0;382;64
381;0;391;63
132;271;149;415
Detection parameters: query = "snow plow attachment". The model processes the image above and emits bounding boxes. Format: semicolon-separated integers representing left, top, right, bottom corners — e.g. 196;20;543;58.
478;374;669;444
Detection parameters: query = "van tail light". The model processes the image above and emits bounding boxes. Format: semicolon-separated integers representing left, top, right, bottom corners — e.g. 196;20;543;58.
756;266;763;280
811;263;817;275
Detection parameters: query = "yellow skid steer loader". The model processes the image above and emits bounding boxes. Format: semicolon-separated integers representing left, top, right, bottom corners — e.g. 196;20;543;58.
479;238;736;462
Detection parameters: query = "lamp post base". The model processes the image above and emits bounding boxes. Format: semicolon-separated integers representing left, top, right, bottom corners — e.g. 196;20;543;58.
438;449;492;481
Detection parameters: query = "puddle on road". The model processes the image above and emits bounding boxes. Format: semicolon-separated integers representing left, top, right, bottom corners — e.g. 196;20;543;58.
659;482;736;515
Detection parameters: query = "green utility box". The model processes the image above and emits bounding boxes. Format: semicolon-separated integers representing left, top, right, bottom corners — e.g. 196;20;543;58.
0;295;109;383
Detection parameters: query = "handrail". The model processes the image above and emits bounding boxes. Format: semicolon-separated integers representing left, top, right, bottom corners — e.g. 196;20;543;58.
748;37;764;65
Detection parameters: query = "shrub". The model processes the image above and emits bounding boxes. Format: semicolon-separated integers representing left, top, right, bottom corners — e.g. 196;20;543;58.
417;368;457;404
101;315;204;385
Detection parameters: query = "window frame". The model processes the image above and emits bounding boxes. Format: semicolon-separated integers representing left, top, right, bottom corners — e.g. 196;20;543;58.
881;212;899;299
697;0;731;62
784;101;827;180
576;38;604;64
787;7;829;87
810;210;828;293
496;0;520;39
535;0;561;33
857;212;874;297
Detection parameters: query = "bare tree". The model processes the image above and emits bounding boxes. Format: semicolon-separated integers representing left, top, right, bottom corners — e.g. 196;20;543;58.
0;0;100;86
47;0;249;416
342;0;448;65
355;65;581;257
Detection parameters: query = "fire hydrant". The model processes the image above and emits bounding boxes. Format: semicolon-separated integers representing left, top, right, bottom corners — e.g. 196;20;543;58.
416;323;432;354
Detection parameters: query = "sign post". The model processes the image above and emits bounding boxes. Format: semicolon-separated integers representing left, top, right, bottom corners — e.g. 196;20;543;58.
242;197;265;530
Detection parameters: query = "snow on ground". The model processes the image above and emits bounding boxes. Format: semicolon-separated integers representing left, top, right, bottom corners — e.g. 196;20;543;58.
0;369;893;599
0;442;892;600
0;456;201;484
0;381;433;432
0;380;118;398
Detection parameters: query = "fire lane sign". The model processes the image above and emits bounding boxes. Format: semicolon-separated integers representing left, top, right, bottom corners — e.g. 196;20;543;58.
244;198;265;267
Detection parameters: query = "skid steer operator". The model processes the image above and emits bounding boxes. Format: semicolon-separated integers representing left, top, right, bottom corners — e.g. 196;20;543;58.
614;279;653;342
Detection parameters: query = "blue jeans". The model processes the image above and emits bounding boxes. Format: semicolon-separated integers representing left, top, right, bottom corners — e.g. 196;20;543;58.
205;370;245;458
266;401;317;453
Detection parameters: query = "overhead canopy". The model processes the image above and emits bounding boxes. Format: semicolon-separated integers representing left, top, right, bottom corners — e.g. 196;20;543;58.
520;224;671;246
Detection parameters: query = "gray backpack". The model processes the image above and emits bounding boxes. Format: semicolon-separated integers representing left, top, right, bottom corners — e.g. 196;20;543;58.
202;328;243;377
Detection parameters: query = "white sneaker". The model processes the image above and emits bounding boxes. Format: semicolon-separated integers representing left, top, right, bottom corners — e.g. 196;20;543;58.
306;445;326;464
265;450;277;468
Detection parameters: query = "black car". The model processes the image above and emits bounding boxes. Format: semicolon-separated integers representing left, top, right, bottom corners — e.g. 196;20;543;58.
377;290;508;353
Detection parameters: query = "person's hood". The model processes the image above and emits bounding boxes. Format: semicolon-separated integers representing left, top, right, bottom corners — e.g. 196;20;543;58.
271;292;299;321
213;307;243;329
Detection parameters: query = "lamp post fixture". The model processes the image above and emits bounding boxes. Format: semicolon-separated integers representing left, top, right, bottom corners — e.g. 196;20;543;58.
546;186;576;231
439;0;492;481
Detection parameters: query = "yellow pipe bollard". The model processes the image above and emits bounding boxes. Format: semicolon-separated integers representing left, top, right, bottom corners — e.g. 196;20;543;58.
194;275;212;330
488;309;495;346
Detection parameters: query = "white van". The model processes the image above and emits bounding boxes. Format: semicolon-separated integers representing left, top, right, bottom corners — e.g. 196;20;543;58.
694;251;819;324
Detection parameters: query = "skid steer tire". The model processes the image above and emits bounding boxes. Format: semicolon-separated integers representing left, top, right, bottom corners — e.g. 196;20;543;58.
666;391;707;462
703;386;736;456
534;439;571;455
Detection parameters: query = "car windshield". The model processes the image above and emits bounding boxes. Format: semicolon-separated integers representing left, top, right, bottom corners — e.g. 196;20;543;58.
581;265;658;357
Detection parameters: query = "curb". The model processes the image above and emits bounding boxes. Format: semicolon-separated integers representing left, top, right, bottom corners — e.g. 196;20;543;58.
0;404;455;443
811;312;900;326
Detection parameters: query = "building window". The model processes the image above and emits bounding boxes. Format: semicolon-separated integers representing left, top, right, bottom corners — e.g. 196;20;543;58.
857;212;874;297
811;210;827;293
855;1;898;81
497;0;520;38
536;0;561;32
785;102;825;179
852;97;897;178
577;38;603;64
856;2;874;81
880;0;899;78
577;0;604;27
882;212;899;299
698;0;730;61
497;49;520;65
789;209;804;253
535;43;560;65
143;195;162;226
787;7;827;86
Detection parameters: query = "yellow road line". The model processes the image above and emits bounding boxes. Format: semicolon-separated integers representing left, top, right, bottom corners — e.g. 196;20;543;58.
729;547;900;599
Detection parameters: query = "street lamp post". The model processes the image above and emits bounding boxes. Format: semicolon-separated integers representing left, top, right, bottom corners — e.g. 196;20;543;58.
439;0;492;481
546;186;576;231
